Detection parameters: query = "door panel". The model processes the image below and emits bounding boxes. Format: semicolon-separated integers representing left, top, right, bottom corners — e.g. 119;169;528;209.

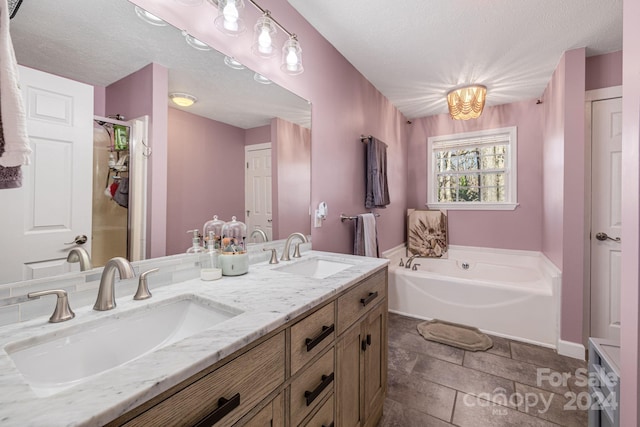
590;97;622;341
0;66;93;284
245;144;272;241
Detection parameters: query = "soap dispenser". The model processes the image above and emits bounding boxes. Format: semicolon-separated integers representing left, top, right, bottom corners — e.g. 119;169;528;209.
219;216;249;276
203;215;225;250
186;229;204;254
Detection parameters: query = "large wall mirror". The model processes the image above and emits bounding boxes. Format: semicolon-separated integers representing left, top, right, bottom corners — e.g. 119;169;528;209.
2;0;311;285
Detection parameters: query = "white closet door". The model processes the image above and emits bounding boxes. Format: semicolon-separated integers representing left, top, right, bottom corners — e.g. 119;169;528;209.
245;143;272;241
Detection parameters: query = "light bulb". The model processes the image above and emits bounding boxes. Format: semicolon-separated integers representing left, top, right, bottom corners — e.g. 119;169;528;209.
258;26;272;54
286;47;298;71
223;0;239;31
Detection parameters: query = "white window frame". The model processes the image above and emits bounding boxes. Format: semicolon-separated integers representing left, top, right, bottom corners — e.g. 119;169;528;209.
426;126;518;211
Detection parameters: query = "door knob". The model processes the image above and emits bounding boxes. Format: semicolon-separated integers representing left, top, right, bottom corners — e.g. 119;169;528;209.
595;232;620;243
65;235;88;245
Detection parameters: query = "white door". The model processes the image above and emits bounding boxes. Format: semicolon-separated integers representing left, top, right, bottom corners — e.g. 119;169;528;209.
245;143;272;241
0;66;93;284
590;96;622;342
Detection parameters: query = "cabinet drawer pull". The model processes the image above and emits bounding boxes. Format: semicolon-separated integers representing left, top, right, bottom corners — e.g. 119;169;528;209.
304;372;334;406
362;339;367;351
322;423;334;427
366;333;371;346
196;393;240;426
360;291;378;307
305;324;335;352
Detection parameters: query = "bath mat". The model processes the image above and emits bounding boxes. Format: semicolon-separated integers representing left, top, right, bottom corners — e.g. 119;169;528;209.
417;319;493;351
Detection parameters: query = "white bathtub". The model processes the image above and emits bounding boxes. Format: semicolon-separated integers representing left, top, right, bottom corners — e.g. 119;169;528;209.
385;245;561;347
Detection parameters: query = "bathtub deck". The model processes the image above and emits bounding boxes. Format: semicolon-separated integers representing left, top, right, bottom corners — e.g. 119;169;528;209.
380;313;588;427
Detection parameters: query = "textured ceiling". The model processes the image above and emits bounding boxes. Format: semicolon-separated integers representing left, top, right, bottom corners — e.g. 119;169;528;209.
288;0;623;119
10;0;310;129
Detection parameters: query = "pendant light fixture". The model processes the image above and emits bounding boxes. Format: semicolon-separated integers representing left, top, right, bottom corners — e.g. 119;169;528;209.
446;85;487;120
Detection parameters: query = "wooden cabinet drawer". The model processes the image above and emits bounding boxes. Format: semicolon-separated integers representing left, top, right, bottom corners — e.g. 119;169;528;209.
302;394;334;427
124;332;285;427
290;347;335;426
337;268;387;335
291;302;336;375
241;392;284;427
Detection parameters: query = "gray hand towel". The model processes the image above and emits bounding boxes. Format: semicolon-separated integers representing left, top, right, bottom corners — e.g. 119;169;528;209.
354;213;379;257
364;137;390;209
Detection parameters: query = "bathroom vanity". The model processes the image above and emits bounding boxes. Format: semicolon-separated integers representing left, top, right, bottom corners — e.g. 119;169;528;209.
0;251;388;427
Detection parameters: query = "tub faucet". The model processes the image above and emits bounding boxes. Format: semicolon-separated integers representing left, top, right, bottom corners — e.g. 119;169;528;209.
405;254;421;269
93;257;135;311
281;232;308;261
67;247;92;271
250;228;268;243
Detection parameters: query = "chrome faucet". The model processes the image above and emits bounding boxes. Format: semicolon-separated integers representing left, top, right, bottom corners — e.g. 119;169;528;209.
93;257;135;311
281;232;308;261
250;228;268;243
405;254;420;269
67;247;92;271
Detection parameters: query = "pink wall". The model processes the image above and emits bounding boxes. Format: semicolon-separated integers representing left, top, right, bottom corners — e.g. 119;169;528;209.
130;0;408;256
245;125;271;145
106;63;169;258
94;86;106;116
273;118;311;239
586;50;622;91
406;100;544;250
621;1;640;423
541;56;566;268
541;49;587;345
166;108;245;255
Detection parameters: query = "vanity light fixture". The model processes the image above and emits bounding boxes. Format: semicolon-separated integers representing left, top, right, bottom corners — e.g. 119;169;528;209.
281;35;303;75
210;0;305;75
214;0;246;36
134;6;168;27
446;85;487;120
182;31;211;51
169;93;198;107
224;56;246;70
252;12;277;58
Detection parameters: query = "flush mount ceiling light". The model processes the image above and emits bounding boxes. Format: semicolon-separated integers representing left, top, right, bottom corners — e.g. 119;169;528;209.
447;85;487;120
253;73;272;85
182;31;211;51
224;56;246;70
169;93;198;107
214;0;246;36
252;12;277;58
134;6;167;26
173;0;204;6
210;0;304;75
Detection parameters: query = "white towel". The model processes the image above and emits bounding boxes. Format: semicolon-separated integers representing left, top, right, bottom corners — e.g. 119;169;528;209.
0;0;31;167
354;213;378;257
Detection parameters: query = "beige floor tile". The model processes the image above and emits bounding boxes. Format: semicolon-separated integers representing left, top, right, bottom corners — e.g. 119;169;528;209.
387;368;456;422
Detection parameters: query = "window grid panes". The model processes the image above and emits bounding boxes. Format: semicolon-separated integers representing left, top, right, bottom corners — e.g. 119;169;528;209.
429;127;517;209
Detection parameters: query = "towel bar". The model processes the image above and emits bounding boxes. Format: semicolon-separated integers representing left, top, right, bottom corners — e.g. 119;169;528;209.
340;213;380;222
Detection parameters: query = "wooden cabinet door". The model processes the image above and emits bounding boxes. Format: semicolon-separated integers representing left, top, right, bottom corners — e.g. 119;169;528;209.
243;393;284;427
336;324;364;427
363;303;387;423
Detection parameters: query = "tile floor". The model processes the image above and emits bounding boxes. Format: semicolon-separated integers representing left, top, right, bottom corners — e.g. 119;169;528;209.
379;313;589;427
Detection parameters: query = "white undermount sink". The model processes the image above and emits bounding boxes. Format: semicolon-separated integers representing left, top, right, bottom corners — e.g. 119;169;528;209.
5;295;242;397
275;257;355;279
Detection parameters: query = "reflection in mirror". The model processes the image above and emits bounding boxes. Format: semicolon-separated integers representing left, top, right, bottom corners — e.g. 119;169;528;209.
3;0;311;285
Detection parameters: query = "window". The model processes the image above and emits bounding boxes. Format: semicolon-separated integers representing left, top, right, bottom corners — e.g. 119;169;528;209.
427;126;518;210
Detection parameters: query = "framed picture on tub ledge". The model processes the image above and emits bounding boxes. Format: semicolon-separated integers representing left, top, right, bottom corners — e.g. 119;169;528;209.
406;209;448;258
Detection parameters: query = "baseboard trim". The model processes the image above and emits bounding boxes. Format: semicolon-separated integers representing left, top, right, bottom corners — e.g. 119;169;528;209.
557;339;586;360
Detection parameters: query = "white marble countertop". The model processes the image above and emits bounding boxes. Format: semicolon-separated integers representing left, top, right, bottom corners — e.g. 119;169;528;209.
0;251;388;426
